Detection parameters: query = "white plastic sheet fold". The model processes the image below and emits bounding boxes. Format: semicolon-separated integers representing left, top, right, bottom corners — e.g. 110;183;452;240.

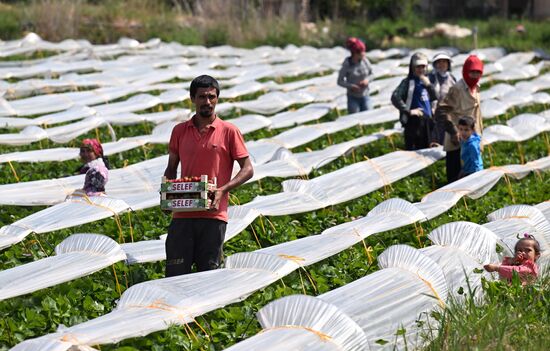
1;87;136;117
420;222;497;296
490;61;544;82
0;33;159;59
0;195;130;250
484;204;550;253
482;113;550;145
414;157;550;220
227;245;447;351
0;117;184;164
248;128;401;182
254;295;369;351
535;201;550;219
0;116;117;146
0;234;126;301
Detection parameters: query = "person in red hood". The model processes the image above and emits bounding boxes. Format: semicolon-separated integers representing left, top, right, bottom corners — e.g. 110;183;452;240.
462;55;484;92
432;55;484;183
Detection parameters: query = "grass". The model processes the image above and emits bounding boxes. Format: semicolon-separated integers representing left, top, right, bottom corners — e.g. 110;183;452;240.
423;274;550;351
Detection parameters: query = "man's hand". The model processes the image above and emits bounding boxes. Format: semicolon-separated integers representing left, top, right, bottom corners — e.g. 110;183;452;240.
359;79;369;88
409;108;424;117
210;188;227;210
350;84;361;92
484;264;499;272
208;156;253;211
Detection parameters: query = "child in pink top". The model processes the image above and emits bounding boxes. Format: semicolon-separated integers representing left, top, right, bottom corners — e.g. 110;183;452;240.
484;234;541;285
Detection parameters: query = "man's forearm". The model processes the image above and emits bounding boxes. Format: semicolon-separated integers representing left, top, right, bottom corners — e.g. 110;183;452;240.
164;167;177;179
220;165;253;192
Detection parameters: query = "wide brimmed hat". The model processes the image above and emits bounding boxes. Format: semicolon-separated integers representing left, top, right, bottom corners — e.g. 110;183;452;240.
432;52;452;63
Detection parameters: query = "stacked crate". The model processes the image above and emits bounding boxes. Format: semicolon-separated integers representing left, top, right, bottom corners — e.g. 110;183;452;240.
160;175;217;212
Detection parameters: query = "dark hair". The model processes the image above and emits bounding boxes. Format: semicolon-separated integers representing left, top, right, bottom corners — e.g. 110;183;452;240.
190;75;220;98
516;234;541;255
102;155;110;169
458;116;475;129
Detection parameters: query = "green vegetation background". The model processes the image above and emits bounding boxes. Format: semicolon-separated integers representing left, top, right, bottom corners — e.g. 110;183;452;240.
1;0;550;51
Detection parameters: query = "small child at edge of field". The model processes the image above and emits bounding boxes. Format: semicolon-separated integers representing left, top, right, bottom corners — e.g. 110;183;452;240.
484;234;541;285
457;116;482;178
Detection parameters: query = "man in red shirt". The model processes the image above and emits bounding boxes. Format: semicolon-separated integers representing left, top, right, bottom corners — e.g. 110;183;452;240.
163;75;253;276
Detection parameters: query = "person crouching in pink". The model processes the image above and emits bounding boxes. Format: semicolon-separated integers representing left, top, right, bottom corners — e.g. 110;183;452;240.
77;138;109;196
484;234;540;285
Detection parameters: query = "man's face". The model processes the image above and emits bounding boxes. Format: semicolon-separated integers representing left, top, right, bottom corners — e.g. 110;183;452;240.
191;87;218;118
458;124;473;140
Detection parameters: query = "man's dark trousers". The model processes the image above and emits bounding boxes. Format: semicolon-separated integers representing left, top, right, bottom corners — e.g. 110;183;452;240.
165;218;226;276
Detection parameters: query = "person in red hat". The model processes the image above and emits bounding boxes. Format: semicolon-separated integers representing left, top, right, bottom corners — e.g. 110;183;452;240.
434;55;484;183
337;37;373;114
76;138;110;196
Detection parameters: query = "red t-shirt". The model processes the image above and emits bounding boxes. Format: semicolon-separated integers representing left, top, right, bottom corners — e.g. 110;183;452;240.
168;115;249;222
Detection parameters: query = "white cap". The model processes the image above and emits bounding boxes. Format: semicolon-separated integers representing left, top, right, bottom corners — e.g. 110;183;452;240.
413;58;428;66
432;52;452;63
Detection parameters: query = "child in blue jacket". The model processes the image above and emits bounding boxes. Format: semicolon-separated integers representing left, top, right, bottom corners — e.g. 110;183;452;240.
457;116;483;178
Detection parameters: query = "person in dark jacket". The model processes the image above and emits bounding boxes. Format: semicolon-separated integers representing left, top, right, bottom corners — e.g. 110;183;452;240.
337;37;374;114
391;52;437;150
